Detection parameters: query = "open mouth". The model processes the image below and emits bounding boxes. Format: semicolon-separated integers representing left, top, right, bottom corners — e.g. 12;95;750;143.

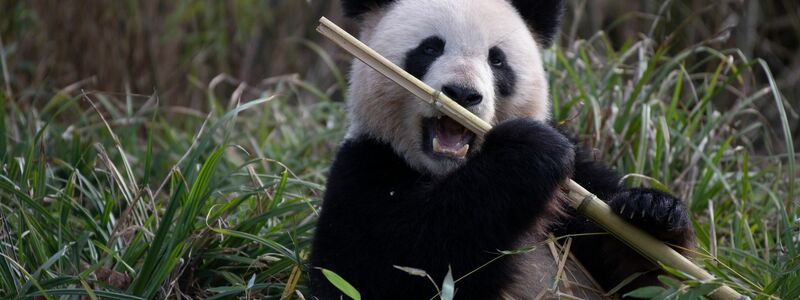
422;116;476;159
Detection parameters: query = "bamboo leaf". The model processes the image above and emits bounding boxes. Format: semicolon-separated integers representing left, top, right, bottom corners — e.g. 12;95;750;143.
623;286;666;299
320;268;361;300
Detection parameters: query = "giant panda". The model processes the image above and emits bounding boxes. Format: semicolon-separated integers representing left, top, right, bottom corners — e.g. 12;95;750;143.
309;0;695;299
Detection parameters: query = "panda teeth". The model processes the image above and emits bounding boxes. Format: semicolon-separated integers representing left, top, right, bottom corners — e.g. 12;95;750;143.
454;143;470;158
433;137;443;153
432;137;470;158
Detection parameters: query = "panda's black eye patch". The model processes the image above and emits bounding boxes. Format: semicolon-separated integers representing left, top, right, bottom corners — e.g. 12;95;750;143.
489;48;506;67
489;46;516;97
424;45;440;55
403;36;445;79
421;37;444;56
488;47;507;67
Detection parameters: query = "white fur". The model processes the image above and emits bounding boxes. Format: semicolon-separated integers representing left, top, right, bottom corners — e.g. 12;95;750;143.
346;0;550;175
342;1;609;297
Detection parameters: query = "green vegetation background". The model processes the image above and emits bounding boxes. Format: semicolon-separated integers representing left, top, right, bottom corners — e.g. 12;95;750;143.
0;0;798;299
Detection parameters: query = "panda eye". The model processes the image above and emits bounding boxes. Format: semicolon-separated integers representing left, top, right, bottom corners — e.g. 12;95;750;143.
424;46;439;55
490;58;504;67
419;37;444;56
488;47;507;68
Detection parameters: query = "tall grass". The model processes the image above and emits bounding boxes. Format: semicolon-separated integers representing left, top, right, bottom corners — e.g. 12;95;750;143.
550;23;798;299
1;2;798;300
0;76;345;298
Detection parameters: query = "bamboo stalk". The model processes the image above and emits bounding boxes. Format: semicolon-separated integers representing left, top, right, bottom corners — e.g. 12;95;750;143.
317;16;746;300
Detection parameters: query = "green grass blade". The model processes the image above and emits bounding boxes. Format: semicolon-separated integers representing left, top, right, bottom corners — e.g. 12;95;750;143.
0;91;6;162
756;59;796;210
320;268;361;300
127;172;187;295
17;245;69;298
24;289;145;300
208;227;297;262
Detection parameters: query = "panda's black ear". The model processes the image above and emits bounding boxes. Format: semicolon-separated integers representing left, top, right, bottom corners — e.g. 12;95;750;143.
342;0;397;19
509;0;566;47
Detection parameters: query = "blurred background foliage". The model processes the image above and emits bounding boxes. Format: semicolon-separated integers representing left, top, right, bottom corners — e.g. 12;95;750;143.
0;0;799;299
1;1;798;136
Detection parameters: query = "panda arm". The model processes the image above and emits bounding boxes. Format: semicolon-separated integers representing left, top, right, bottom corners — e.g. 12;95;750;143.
554;130;695;294
312;120;575;299
422;119;574;244
400;119;575;296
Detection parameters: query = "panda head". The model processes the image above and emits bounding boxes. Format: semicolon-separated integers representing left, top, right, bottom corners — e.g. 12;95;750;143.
343;0;565;175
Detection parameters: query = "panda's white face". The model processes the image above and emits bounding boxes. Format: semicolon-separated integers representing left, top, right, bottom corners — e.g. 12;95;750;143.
346;0;551;175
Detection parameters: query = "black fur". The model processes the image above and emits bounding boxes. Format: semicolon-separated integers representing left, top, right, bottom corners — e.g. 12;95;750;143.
488;46;516;97
553;127;695;295
341;0;396;19
509;0;566;47
556;188;695;294
403;36;446;80
311;119;574;299
310;119;694;298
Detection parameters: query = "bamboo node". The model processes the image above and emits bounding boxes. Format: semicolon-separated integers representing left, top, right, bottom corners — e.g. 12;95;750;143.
431;90;443;109
577;194;595;213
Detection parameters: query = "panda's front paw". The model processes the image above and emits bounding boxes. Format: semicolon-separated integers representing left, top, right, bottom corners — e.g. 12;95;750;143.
482;118;574;181
609;188;694;248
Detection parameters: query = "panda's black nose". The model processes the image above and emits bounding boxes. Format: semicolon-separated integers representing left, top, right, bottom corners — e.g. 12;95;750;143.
442;85;483;107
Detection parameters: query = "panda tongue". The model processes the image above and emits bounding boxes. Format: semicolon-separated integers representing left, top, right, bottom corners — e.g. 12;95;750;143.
436;117;466;148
